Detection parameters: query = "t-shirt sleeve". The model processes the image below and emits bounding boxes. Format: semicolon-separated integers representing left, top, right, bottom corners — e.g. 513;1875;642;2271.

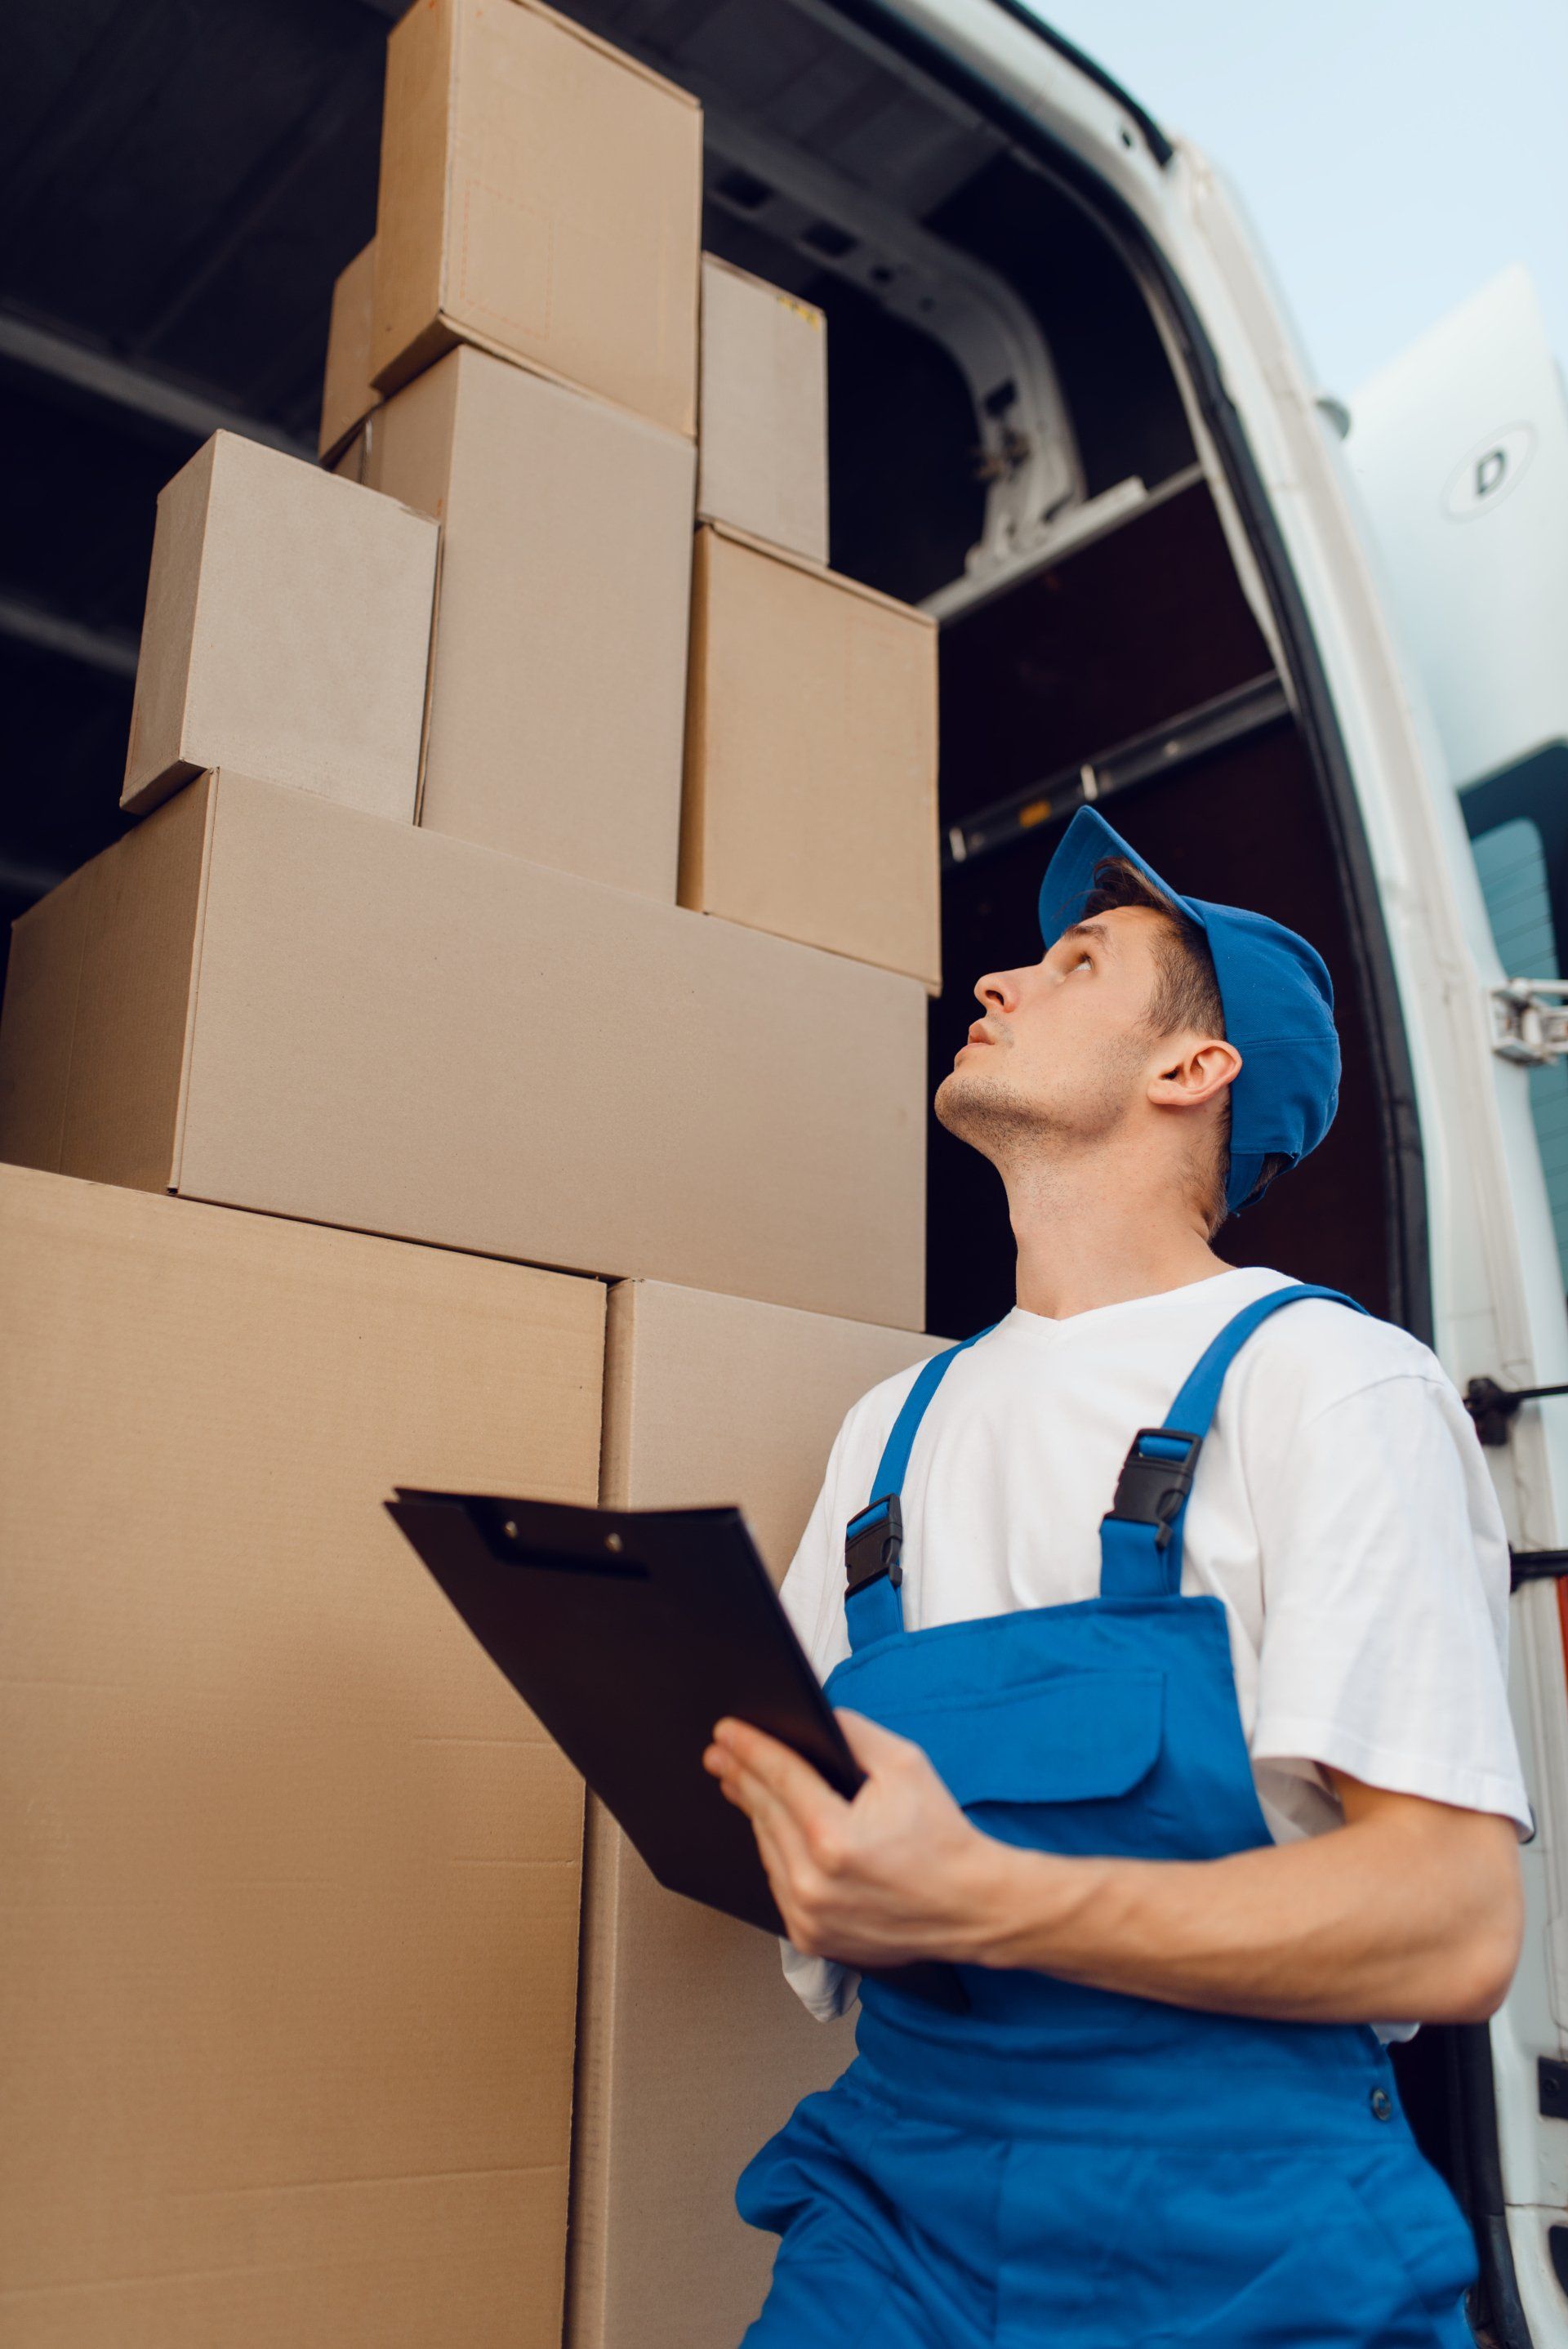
1246;1370;1533;1840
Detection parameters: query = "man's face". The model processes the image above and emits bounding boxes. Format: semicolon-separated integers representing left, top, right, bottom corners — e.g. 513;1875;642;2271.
933;906;1176;1161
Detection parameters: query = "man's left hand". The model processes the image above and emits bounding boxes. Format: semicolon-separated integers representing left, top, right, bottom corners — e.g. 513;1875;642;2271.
703;1709;1010;1968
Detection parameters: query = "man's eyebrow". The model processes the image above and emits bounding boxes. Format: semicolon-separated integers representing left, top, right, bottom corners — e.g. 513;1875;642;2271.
1059;919;1114;951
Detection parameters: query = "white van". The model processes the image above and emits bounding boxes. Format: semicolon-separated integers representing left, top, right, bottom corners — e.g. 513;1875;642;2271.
563;2;1568;2337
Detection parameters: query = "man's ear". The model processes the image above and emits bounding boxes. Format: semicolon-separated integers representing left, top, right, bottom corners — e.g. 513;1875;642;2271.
1148;1037;1242;1112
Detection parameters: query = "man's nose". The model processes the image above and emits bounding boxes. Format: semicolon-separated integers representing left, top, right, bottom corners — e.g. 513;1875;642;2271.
973;968;1021;1013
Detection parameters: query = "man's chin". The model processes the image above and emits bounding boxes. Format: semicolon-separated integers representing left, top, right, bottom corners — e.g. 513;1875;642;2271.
933;1063;1000;1143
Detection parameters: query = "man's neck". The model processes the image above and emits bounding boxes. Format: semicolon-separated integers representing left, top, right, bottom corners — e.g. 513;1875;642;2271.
1004;1155;1230;1322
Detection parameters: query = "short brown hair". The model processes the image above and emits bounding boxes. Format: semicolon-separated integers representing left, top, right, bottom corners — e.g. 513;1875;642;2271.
1080;854;1285;1230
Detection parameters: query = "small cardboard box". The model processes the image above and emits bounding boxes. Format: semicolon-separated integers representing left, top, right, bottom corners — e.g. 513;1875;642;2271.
569;1277;947;2349
372;0;702;437
682;522;941;990
360;343;694;894
318;238;382;462
699;253;828;564
0;1160;604;2347
122;431;438;821
0;773;927;1328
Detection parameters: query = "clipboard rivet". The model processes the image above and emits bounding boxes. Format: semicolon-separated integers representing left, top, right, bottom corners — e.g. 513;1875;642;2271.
503;1520;519;1540
606;1532;624;1552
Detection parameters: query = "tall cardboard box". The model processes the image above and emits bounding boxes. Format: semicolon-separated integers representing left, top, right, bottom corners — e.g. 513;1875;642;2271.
683;522;942;989
122;431;438;821
568;1279;947;2349
0;1163;604;2349
318;238;383;462
699;254;829;564
372;0;702;436
0;772;928;1327
359;343;694;893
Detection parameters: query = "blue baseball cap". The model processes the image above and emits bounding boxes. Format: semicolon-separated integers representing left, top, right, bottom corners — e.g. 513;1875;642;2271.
1036;806;1340;1212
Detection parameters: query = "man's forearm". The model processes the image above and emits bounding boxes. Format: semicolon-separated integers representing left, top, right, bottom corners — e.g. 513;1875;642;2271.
707;1715;1522;2025
960;1801;1520;2025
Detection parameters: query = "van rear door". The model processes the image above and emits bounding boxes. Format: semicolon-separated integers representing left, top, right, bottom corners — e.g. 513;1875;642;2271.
821;7;1568;2339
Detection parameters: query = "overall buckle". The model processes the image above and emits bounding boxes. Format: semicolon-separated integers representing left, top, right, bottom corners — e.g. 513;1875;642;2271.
1110;1429;1202;1549
844;1494;904;1596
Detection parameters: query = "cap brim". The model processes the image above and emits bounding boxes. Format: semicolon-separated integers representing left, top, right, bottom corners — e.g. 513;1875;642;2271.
1036;805;1204;947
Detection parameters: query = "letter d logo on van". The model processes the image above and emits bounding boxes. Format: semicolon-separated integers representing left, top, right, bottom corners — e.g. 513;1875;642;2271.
1442;422;1537;519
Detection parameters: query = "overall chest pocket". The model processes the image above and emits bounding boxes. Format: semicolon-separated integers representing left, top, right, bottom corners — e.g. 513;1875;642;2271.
881;1668;1165;1815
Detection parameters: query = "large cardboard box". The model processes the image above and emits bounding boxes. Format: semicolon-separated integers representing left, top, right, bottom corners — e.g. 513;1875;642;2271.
682;523;942;990
318;238;382;462
359;344;694;893
0;773;927;1326
122;431;438;821
0;1162;604;2348
568;1278;946;2349
372;0;702;437
699;254;828;564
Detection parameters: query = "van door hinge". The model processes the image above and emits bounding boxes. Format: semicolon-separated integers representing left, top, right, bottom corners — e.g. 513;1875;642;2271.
1490;979;1568;1063
1466;1376;1568;1445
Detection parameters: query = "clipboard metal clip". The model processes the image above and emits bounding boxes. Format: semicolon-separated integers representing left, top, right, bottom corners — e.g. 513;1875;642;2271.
844;1494;904;1597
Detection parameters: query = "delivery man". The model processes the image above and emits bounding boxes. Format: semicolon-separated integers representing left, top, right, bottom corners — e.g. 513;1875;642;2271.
703;807;1530;2349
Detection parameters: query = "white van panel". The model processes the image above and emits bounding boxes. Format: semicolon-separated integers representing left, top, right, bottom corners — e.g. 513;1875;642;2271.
1347;265;1568;796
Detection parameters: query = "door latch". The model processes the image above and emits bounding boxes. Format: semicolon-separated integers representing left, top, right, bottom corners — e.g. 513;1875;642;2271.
1512;1549;1568;1591
1465;1375;1568;1445
1490;979;1568;1063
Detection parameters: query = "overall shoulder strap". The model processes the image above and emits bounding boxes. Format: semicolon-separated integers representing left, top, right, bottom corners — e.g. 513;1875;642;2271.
1098;1283;1367;1602
843;1326;995;1651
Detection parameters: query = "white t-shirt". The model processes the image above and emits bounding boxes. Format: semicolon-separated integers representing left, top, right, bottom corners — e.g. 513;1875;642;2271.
776;1264;1532;2042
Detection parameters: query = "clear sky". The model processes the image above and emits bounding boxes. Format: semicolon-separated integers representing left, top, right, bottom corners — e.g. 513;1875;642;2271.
1028;0;1568;399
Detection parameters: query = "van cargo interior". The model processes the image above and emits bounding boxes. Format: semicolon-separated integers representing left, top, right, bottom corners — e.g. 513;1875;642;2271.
559;0;1406;1339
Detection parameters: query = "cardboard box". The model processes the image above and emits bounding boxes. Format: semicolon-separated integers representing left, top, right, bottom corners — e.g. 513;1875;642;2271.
0;773;928;1326
569;1279;947;2349
122;431;438;822
359;344;694;893
318;238;382;462
0;1161;604;2347
682;522;942;989
372;0;702;437
698;254;828;564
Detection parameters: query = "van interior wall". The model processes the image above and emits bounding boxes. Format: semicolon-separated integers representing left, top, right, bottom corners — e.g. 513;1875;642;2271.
937;482;1269;824
930;719;1394;1337
931;479;1394;1338
924;149;1198;504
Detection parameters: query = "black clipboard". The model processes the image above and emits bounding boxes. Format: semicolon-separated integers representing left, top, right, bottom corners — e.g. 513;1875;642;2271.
386;1487;855;1932
385;1488;967;2010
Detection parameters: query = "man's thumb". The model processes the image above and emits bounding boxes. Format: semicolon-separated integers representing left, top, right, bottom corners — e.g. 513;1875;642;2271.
833;1706;920;1773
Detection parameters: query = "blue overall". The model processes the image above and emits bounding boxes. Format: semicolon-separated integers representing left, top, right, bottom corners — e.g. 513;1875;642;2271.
736;1286;1480;2348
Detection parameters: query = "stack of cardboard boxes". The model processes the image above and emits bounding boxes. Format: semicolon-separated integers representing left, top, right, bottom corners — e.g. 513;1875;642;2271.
0;2;945;2342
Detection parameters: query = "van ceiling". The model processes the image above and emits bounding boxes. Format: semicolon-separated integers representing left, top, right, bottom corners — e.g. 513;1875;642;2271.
563;0;1004;223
